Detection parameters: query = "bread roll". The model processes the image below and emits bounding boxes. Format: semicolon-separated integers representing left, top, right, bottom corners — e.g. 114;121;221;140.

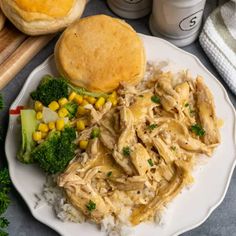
0;0;86;35
55;15;146;92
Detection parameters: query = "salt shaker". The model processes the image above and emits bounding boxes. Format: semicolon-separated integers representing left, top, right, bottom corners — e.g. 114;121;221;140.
107;0;152;19
149;0;206;47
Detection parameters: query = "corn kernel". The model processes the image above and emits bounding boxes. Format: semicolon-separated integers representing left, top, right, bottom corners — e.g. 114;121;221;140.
74;94;83;104
41;132;48;139
69;92;76;101
36;111;43;120
81;100;89;107
87;96;96;104
34;101;43;111
107;97;117;106
76;120;85;131
48;122;55;130
95;97;105;109
33;131;42;141
56;119;65;131
111;91;117;98
58;107;69;118
38;123;49;132
79;140;88;150
83;95;89;100
48;101;59;111
77;106;87;116
58;97;68;107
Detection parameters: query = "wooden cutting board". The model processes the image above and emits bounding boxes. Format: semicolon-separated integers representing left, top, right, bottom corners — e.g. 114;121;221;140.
0;21;54;90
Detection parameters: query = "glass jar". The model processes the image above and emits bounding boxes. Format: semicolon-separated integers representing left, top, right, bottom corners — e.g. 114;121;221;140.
149;0;206;47
107;0;152;19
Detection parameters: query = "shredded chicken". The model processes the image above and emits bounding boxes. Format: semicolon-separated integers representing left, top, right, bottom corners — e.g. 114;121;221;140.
58;64;221;227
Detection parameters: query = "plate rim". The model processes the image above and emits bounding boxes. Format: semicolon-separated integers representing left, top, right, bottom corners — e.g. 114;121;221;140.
5;33;236;236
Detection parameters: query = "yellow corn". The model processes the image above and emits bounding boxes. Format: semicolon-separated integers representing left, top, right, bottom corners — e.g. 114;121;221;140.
48;122;55;130
77;106;87;116
81;100;89;107
69;92;76;101
33;131;42;141
36;111;43;120
79;140;88;150
58;97;68;107
34;101;43;111
38;123;49;132
56;119;65;131
58;108;69;118
86;96;96;105
107;97;117;106
95;97;105;109
76;120;85;131
83;95;89;100
111;91;117;98
41;132;48;139
74;94;83;104
48;101;59;111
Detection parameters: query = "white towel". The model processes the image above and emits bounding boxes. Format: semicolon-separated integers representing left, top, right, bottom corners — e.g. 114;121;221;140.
199;0;236;94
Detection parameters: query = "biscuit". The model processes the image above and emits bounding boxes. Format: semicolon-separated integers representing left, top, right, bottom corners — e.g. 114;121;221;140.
55;15;146;92
0;0;86;35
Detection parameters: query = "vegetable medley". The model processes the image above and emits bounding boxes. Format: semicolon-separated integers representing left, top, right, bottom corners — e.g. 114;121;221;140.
18;75;118;174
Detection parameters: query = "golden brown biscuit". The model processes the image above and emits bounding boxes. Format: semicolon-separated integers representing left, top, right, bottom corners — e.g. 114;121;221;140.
0;0;86;35
55;15;146;92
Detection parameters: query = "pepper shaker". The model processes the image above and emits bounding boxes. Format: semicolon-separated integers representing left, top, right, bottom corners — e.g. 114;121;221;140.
149;0;207;47
107;0;152;19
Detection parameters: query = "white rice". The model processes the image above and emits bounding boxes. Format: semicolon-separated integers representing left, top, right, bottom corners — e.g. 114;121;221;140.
36;176;134;236
35;175;85;223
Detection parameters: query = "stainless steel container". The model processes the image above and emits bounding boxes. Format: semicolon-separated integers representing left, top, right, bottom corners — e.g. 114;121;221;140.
107;0;152;19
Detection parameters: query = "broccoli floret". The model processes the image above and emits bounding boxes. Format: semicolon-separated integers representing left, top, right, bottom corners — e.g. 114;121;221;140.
31;75;68;106
64;102;78;119
17;110;38;163
31;127;76;174
31;75;108;107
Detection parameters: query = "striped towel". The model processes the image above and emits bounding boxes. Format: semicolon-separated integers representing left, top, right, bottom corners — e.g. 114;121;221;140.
199;0;236;94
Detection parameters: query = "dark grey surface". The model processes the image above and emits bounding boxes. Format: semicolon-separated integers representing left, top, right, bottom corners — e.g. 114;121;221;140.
0;1;235;236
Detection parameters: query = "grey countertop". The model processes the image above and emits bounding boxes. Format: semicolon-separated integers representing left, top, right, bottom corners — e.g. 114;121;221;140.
1;1;236;236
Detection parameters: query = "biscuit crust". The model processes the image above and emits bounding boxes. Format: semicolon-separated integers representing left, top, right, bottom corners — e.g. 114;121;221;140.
0;0;86;35
55;15;146;92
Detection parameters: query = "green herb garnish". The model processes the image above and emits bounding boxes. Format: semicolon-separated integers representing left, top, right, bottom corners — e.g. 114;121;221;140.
139;95;144;98
90;127;100;139
190;109;196;115
190;124;205;137
171;146;176;151
0;218;9;229
107;171;112;177
0;94;3;142
147;159;154;167
0;94;3;111
184;103;189;107
151;95;161;104
148;124;158;131
0;169;10;187
0;168;11;235
122;146;131;157
86;200;96;212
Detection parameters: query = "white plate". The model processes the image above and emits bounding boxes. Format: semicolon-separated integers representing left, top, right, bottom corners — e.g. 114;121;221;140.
5;34;236;236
